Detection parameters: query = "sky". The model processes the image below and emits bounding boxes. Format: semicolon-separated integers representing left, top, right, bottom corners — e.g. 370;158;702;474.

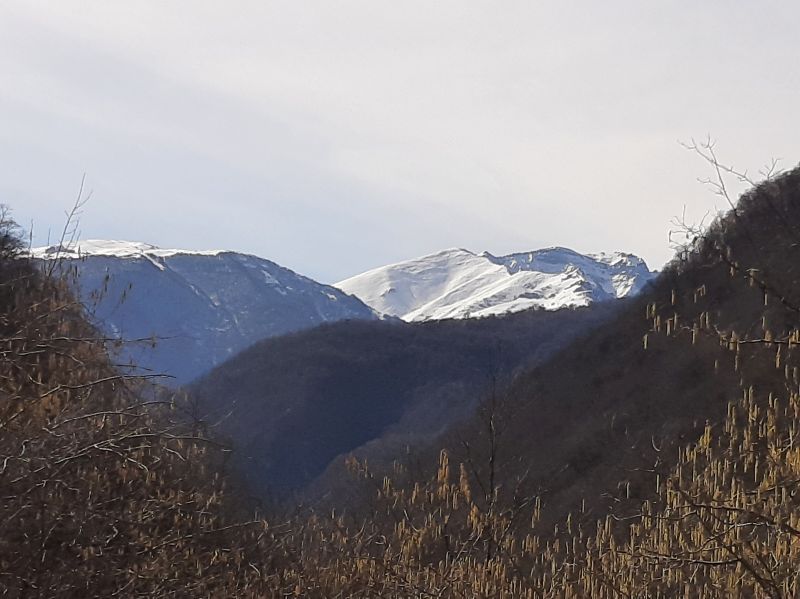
2;1;799;283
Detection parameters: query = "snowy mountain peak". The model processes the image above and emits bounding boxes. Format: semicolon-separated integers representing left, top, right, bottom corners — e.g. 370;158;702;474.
336;247;657;321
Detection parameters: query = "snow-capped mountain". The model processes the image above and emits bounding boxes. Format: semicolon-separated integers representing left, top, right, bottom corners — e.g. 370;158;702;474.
335;247;656;321
31;240;377;384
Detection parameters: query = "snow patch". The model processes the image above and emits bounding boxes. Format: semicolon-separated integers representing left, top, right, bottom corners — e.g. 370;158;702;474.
31;239;226;260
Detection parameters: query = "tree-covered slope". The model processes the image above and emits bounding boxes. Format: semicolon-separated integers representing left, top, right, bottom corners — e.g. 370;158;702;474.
432;165;800;529
192;303;619;494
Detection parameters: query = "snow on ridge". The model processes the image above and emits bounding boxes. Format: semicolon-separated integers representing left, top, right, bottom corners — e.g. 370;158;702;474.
30;239;227;260
335;246;657;322
29;240;655;324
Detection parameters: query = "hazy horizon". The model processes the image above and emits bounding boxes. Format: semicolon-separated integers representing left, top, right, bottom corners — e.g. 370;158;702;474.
3;1;799;282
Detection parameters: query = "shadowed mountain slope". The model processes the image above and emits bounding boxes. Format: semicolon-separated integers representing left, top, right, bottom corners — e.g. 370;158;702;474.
192;303;620;494
32;241;377;384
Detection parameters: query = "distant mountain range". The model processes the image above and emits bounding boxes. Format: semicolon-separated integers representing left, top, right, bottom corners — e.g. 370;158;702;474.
336;247;656;321
28;238;661;495
187;246;656;493
31;240;377;384
31;241;655;384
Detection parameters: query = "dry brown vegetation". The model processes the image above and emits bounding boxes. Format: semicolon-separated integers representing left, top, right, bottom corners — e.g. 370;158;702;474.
4;161;800;596
0;217;278;597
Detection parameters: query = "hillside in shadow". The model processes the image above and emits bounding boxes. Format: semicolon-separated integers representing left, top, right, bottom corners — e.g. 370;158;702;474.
192;302;620;494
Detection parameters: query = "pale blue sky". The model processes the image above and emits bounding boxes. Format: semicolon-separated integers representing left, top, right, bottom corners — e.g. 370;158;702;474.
2;1;798;282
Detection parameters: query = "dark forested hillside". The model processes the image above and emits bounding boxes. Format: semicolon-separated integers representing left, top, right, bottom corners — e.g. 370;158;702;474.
431;166;800;529
191;303;619;494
